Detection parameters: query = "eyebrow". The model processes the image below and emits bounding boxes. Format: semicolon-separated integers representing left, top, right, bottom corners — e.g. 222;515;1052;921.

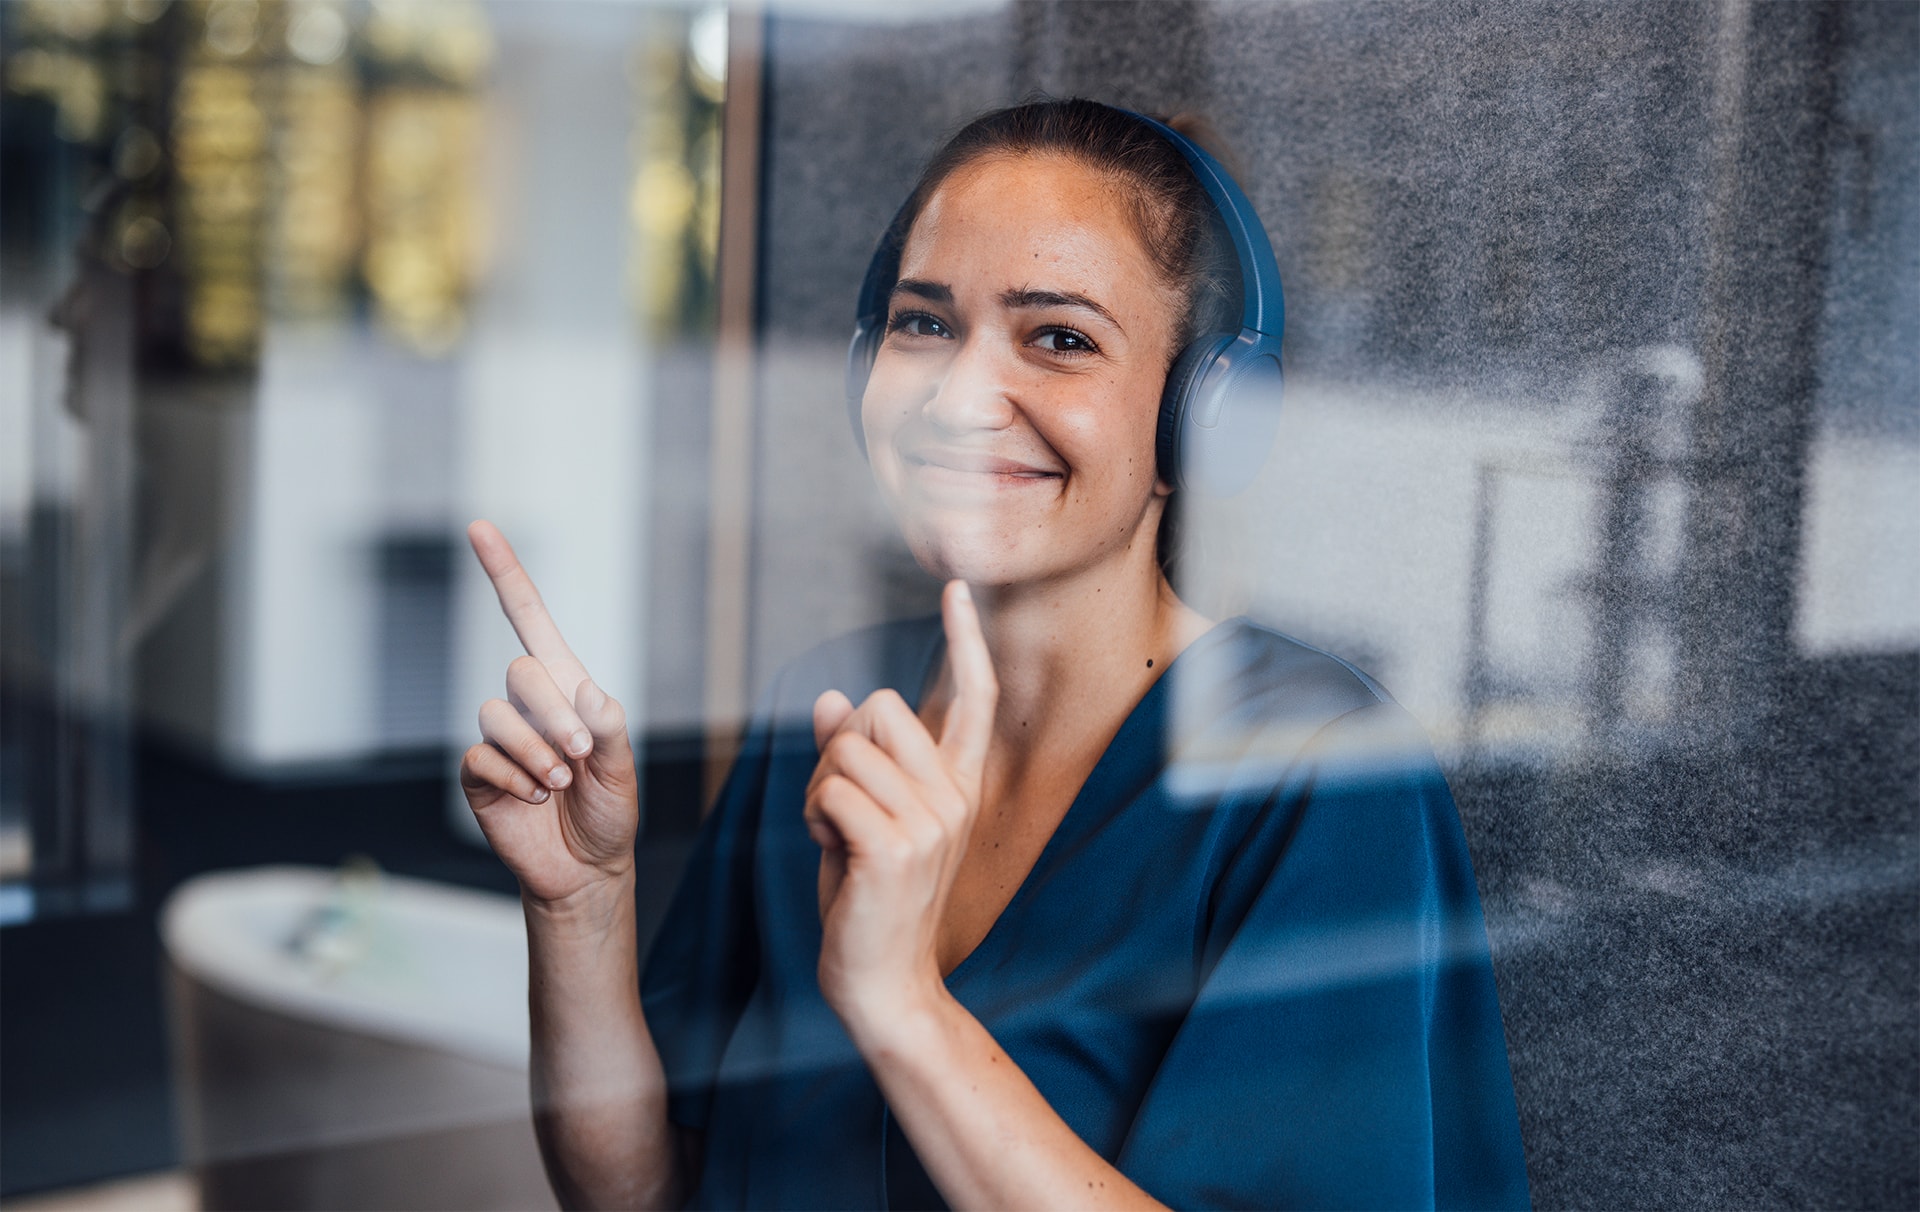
889;279;1123;333
890;279;953;305
999;287;1122;331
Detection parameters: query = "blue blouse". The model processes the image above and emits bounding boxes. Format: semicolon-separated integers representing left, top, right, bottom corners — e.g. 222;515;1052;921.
641;616;1531;1210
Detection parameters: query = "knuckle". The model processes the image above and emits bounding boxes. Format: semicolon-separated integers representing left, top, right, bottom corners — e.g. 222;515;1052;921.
921;815;952;844
932;790;967;824
818;773;853;805
831;774;865;805
598;697;626;732
516;732;553;761
825;731;865;766
902;822;939;855
506;654;543;683
870;689;912;722
459;746;491;784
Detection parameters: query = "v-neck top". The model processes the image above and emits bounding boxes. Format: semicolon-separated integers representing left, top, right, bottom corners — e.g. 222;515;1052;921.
641;616;1531;1211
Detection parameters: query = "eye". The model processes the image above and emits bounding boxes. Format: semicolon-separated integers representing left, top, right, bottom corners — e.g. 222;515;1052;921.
887;310;951;339
1033;326;1099;355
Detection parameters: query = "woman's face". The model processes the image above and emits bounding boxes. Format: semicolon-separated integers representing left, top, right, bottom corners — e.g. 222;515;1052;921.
862;152;1185;588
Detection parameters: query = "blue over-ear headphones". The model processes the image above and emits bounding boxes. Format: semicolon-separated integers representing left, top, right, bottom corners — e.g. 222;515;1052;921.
843;108;1285;497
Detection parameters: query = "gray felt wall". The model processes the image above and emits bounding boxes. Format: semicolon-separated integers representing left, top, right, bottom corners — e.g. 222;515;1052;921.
737;2;1918;1206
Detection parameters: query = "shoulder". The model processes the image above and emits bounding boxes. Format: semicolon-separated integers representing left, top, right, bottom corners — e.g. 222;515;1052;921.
1167;619;1435;799
1189;618;1395;717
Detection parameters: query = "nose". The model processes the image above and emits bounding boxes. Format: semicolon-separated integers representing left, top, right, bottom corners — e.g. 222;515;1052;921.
922;334;1019;436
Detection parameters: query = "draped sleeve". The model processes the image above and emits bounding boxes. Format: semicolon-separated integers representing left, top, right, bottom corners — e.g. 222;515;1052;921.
638;668;784;1134
1116;701;1531;1211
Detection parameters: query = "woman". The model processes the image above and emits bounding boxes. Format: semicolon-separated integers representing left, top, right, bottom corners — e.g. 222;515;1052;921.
460;99;1530;1210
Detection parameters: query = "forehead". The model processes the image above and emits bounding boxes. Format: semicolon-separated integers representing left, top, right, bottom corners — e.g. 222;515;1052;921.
897;153;1171;302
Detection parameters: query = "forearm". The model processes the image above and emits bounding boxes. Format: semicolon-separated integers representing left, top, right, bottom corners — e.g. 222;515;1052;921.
847;990;1166;1212
524;873;680;1210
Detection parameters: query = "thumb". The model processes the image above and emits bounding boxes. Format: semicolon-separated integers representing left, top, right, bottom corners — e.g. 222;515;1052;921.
937;580;998;777
813;689;855;754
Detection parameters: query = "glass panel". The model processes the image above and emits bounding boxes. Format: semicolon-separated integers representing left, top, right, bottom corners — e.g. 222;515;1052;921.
2;1;1913;1208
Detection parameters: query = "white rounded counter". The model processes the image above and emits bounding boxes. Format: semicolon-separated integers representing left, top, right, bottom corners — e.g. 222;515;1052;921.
160;865;556;1210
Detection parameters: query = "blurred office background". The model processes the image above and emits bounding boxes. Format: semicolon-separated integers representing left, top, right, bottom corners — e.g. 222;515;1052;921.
2;1;1915;1209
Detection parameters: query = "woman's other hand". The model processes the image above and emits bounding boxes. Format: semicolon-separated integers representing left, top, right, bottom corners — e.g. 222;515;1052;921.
459;520;639;909
805;580;998;1036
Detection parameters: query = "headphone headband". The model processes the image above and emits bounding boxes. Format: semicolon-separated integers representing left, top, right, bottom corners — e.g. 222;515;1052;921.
1122;112;1285;338
851;111;1283;337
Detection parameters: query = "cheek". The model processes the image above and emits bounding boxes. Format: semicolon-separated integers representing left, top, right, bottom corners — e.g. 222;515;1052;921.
859;370;913;467
1045;379;1164;493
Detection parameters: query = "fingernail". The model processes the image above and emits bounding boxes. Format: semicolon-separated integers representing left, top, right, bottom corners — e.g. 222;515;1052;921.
954;580;972;604
569;730;591;756
530;788;549;803
548;766;570;788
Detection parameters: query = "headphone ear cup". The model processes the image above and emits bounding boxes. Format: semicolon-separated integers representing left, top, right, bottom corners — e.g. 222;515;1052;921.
1157;334;1233;491
844;321;884;458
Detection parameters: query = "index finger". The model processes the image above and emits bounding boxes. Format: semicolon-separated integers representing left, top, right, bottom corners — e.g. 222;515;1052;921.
937;580;998;775
467;519;580;665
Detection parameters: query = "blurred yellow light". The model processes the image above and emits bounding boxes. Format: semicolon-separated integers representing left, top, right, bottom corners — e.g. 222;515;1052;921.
21;0;110;42
123;0;173;25
7;48;108;142
633;160;696;239
365;0;492;84
363;87;480;354
286;3;350;66
269;65;360;320
203;0;262;59
114;125;164;179
188;277;262;364
119;215;172;269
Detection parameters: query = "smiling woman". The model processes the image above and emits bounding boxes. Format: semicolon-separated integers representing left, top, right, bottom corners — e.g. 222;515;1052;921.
459;98;1530;1211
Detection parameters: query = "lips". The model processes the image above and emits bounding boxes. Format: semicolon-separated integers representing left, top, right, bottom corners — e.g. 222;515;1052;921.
903;446;1062;480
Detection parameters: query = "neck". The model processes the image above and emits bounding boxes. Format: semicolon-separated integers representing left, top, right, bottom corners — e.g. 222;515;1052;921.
941;533;1214;782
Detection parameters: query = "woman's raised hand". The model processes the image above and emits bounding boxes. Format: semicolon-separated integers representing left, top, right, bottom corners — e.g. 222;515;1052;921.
804;580;999;1032
459;520;639;908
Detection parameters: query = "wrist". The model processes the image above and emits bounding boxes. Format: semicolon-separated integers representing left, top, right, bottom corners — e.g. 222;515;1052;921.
521;867;635;937
838;977;961;1062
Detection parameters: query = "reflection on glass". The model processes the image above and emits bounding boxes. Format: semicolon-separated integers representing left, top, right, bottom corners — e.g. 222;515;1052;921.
630;3;724;337
363;86;480;353
174;55;268;366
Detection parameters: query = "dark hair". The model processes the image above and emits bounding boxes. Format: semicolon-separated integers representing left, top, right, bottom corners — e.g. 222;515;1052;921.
885;97;1241;360
883;98;1243;581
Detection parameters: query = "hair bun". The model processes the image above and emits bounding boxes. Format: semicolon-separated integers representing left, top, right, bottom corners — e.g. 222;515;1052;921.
1160;111;1244;179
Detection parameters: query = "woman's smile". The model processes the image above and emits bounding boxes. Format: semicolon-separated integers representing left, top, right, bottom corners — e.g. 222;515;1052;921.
902;444;1064;488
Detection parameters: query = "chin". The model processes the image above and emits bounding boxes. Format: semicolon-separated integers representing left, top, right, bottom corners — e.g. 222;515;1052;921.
897;513;1038;587
903;533;1015;586
902;519;1130;592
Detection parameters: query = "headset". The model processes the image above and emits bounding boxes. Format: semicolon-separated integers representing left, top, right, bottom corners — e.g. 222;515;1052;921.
843;108;1285;497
